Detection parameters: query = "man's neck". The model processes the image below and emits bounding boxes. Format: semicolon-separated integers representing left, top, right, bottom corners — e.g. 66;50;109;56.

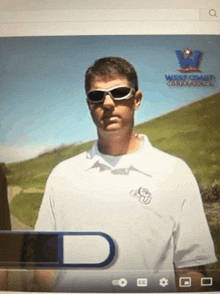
97;128;140;156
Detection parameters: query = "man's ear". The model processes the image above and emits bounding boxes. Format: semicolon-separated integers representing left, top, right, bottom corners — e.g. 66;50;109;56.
134;90;142;110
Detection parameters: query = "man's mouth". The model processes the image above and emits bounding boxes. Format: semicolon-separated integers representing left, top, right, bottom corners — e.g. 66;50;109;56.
108;116;118;122
103;116;119;124
103;114;119;120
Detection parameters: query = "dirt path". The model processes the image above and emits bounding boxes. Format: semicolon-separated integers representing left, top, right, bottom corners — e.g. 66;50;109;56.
6;187;36;291
8;186;44;231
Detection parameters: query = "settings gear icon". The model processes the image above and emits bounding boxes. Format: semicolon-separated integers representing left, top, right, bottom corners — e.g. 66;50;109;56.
159;278;168;287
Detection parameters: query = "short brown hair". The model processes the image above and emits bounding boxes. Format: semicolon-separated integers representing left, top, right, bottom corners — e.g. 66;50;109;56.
85;56;138;93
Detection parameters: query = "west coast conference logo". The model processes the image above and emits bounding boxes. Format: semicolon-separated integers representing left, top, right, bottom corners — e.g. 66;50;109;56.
165;48;216;87
176;48;202;72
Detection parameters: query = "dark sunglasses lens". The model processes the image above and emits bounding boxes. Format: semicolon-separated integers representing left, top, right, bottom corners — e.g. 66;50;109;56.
88;91;104;102
111;87;131;98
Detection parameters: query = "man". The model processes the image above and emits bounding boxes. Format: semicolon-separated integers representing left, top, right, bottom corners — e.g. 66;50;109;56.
0;164;11;291
34;57;217;292
0;164;11;231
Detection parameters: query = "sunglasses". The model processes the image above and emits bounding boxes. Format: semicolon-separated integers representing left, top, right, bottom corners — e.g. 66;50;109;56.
87;85;135;103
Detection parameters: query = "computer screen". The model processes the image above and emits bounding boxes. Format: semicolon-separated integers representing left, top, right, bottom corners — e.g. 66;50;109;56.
0;0;220;292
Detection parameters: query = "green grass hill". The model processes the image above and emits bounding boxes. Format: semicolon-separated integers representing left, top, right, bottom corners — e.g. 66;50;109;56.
136;91;220;187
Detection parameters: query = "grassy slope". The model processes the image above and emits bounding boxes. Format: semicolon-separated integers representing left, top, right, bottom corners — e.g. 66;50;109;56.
136;91;220;187
6;141;94;190
7;92;220;190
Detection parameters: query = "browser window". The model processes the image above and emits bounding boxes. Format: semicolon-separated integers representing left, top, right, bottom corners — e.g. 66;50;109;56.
0;0;220;293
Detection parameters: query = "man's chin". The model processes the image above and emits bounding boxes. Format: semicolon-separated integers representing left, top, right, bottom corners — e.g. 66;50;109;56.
104;125;121;134
105;129;120;134
98;123;131;136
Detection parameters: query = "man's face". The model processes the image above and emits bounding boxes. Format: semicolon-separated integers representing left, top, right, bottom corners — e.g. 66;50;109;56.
87;75;142;136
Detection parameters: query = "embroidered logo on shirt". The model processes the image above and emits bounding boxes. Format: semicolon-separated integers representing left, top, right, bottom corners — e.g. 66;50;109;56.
130;187;152;204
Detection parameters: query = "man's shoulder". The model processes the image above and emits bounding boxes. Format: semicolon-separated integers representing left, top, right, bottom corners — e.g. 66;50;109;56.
142;135;186;165
155;146;190;172
50;149;90;177
141;134;192;176
152;146;185;165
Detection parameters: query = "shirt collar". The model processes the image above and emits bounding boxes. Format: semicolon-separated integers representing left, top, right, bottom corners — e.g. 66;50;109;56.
85;134;153;177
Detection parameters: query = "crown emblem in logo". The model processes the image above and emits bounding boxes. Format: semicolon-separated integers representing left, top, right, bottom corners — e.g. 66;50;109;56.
175;48;202;72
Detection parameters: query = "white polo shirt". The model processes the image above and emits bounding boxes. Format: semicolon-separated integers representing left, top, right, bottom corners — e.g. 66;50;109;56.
35;134;217;292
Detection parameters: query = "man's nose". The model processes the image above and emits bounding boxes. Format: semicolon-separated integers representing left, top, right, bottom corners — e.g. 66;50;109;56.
102;94;115;108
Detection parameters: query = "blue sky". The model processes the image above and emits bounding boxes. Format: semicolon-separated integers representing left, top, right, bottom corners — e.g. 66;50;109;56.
1;35;220;163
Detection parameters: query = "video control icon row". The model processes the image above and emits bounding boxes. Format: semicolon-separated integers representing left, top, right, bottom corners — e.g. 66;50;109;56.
112;277;213;288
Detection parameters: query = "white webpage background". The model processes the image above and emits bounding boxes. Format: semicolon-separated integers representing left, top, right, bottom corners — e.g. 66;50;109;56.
0;0;220;36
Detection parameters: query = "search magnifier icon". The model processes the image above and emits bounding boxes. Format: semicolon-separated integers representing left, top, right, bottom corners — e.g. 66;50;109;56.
209;9;217;17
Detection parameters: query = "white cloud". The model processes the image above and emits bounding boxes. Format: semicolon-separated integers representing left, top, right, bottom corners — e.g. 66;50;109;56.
0;144;60;163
